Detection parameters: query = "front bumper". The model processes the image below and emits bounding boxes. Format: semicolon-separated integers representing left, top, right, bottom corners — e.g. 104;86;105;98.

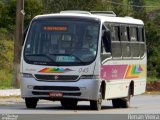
20;77;100;101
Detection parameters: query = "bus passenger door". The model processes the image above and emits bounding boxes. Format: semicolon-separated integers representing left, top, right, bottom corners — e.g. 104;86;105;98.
100;25;112;99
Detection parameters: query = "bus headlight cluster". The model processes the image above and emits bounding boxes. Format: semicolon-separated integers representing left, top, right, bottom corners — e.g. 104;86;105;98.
27;85;34;89
22;73;33;78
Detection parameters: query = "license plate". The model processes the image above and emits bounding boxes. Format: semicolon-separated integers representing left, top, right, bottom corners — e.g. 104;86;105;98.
49;92;63;98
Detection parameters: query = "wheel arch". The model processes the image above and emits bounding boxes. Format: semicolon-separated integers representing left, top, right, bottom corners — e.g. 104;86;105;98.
130;81;134;96
101;80;106;99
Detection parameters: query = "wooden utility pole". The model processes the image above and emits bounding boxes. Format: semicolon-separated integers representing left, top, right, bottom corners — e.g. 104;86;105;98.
13;0;24;88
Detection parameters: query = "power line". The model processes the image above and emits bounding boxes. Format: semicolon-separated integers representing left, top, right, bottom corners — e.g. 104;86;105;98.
105;0;160;8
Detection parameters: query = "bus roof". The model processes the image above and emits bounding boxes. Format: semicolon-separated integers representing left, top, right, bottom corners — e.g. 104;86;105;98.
34;11;144;25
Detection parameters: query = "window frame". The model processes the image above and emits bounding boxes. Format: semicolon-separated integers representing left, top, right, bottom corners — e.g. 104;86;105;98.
101;22;146;60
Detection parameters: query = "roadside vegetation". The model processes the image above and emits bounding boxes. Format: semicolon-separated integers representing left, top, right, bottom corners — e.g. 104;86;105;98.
0;0;160;89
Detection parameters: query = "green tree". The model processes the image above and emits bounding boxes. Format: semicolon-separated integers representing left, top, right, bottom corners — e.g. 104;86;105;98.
24;0;43;27
145;21;160;78
128;0;146;20
111;0;126;16
41;0;99;13
0;0;16;30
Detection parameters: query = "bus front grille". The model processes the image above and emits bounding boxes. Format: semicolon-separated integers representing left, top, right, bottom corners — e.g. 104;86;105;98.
34;74;79;81
32;91;81;96
33;86;80;91
32;86;81;96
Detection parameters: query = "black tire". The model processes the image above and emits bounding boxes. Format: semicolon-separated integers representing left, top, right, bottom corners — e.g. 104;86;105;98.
61;99;78;109
120;87;131;108
112;99;121;108
25;98;38;109
112;87;131;108
90;89;102;110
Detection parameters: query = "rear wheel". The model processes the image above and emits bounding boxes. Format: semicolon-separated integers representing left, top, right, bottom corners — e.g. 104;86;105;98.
61;99;78;109
112;87;131;108
25;98;38;109
121;87;131;108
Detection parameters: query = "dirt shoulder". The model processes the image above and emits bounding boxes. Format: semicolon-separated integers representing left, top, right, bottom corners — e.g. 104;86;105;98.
146;81;160;92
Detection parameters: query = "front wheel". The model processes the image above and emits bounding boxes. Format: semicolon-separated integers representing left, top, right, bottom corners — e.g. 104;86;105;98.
90;89;102;110
25;98;38;109
61;99;78;109
112;99;121;108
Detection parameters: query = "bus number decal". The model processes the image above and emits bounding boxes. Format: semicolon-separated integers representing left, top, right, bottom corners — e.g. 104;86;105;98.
78;68;89;73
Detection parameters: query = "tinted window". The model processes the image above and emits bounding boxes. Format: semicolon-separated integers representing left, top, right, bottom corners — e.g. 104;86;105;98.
24;19;100;66
130;27;138;41
107;25;120;41
130;27;139;57
111;25;121;58
138;28;144;42
120;26;128;41
138;27;145;57
105;24;121;58
121;26;130;57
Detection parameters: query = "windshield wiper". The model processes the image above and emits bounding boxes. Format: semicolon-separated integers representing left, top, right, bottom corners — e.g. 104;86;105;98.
25;54;58;64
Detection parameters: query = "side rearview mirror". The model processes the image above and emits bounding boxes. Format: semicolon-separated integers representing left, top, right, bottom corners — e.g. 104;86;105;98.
102;30;111;53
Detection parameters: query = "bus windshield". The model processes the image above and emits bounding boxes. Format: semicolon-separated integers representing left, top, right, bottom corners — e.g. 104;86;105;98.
24;19;100;66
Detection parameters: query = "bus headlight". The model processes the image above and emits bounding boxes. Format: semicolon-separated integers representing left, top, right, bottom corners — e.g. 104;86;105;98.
80;75;99;79
22;73;33;78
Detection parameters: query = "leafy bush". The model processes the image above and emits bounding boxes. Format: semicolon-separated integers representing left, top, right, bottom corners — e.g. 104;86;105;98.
0;37;13;89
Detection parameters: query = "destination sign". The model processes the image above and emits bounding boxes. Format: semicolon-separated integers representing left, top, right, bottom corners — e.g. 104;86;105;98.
43;26;67;31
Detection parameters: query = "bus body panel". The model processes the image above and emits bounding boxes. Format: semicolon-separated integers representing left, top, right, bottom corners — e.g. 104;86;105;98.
101;56;147;99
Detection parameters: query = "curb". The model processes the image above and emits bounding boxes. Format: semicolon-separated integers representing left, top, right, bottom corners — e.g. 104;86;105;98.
0;89;20;97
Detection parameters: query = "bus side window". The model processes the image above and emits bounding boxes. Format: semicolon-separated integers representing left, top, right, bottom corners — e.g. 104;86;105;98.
121;25;131;58
110;25;122;58
130;26;140;58
138;27;144;42
138;27;145;57
120;26;128;41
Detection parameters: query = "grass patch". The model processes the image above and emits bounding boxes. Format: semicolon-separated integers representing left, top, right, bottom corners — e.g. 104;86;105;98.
0;95;20;99
0;39;14;89
0;70;13;89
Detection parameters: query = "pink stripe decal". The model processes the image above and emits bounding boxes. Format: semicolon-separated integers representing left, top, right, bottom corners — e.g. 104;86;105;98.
101;65;127;80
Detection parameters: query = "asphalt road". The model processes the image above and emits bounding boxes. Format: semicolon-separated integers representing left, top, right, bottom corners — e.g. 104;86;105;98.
0;95;160;120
